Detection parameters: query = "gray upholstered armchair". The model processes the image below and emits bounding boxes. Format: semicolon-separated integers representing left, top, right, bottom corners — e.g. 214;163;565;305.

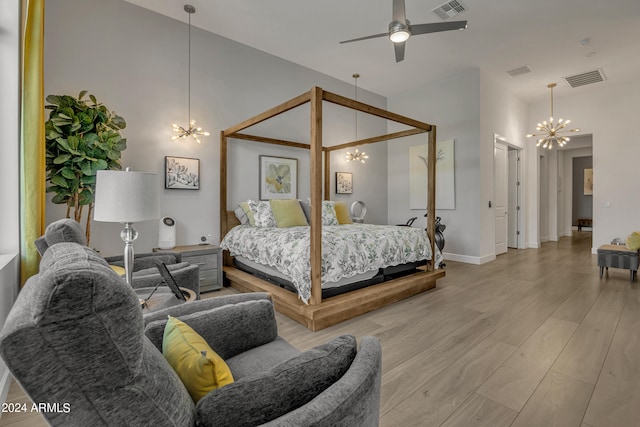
0;241;382;426
34;218;200;298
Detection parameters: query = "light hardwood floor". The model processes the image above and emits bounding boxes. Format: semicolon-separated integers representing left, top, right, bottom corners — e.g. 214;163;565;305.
3;232;639;426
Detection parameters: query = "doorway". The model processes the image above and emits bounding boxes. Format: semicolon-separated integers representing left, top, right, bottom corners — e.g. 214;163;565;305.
494;135;522;255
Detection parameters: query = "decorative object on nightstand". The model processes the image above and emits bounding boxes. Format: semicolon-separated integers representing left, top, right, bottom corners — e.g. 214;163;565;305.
350;200;366;223
154;244;223;292
94;168;161;286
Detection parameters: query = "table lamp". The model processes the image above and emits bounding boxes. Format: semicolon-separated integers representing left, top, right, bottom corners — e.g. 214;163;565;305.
94;168;161;286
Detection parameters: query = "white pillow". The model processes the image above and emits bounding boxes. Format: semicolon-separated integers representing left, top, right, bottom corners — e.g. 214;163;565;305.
249;200;276;227
321;201;339;226
303;199;340;226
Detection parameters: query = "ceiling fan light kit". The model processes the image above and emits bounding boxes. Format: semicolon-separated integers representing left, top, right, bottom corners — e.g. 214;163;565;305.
389;21;411;43
339;0;467;62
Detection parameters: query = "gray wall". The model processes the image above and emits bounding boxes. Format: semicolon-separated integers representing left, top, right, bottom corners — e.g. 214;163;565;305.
572;156;593;225
44;0;388;256
387;69;482;259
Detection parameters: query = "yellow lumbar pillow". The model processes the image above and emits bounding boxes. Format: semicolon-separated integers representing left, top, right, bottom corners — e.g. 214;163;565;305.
109;265;126;276
163;315;234;402
334;201;352;224
240;201;256;226
270;199;309;227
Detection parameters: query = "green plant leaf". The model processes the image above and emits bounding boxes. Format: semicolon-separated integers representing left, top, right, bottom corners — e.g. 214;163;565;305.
45;95;61;105
51;193;69;204
53;154;72;164
78;90;87;100
81;175;96;185
80;161;93;176
60;167;76;179
51;175;68;188
89;94;97;105
78;189;94;205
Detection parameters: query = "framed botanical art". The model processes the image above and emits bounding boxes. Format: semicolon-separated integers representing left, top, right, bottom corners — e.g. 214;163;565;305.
165;156;200;190
336;172;353;194
584;168;593;195
259;155;297;200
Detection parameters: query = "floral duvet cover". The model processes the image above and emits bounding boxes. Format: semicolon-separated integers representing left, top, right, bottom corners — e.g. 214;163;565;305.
221;224;442;304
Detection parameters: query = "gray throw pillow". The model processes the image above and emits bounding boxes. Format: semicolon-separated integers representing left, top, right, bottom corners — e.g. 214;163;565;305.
195;334;357;427
34;218;87;255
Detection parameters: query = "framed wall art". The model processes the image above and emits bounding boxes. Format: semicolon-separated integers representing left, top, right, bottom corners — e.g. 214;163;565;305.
165;156;200;190
584;168;593;195
259;155;297;200
409;139;455;210
336;172;353;194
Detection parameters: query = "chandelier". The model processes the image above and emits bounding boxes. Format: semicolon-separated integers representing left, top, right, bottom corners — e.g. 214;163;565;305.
171;5;209;144
345;73;369;163
526;83;579;149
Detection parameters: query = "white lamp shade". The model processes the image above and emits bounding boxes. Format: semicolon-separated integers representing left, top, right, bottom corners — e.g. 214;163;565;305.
94;170;161;223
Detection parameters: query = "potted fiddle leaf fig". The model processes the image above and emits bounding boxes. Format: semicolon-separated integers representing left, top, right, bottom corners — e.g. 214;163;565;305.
45;91;127;245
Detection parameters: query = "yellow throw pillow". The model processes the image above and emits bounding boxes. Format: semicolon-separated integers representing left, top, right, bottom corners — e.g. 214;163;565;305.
109;265;126;276
163;316;234;402
240;201;255;226
270;199;309;227
334;201;352;224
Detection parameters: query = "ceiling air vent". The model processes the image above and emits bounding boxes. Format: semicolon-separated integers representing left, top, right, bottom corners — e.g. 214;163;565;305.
432;0;468;20
506;65;532;77
564;69;607;88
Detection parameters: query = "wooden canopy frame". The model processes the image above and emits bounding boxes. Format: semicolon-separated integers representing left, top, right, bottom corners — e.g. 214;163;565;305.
220;86;445;331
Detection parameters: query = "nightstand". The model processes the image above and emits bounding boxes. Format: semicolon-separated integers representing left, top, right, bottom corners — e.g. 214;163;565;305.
153;244;223;292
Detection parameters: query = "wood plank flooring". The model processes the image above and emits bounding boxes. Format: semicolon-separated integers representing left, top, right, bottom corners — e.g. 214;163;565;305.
3;232;639;426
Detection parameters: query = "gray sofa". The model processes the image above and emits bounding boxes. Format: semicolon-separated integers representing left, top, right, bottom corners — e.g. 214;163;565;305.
34;218;201;298
0;241;381;426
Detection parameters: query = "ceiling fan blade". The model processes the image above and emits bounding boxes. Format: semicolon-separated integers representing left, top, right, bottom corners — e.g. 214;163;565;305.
394;41;405;62
410;20;468;36
392;0;407;24
339;32;389;44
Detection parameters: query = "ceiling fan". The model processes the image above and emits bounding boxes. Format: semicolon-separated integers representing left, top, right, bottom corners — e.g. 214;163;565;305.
339;0;468;62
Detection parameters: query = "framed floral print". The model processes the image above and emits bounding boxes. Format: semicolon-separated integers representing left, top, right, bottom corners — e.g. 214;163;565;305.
259;155;297;200
165;156;199;190
336;172;353;194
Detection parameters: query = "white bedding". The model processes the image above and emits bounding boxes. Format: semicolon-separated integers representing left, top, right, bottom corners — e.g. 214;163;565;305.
221;224;442;303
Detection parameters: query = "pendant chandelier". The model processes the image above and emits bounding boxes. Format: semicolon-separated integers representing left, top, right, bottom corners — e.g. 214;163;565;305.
171;4;209;144
526;83;579;150
345;73;369;163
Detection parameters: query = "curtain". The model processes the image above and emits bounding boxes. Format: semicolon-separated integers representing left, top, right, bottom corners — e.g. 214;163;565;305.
20;0;46;285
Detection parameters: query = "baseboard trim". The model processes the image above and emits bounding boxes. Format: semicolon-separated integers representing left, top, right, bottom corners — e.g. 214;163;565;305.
443;252;495;265
527;242;540;248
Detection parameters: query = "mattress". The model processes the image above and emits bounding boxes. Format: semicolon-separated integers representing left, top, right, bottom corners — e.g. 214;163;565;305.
221;224;442;303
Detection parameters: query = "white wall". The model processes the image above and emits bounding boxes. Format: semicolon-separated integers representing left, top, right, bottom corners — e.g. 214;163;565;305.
44;0;388;256
479;72;529;258
0;0;21;406
528;80;640;251
387;68;482;261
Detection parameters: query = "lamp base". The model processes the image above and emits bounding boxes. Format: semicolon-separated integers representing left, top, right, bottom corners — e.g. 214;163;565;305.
121;223;138;286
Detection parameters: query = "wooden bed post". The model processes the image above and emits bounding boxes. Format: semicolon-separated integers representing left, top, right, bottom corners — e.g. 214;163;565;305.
220;131;228;239
427;126;437;271
310;87;323;306
323;149;330;200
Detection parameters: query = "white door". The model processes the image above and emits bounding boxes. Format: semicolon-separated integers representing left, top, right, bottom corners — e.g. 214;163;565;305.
494;142;508;255
508;149;519;248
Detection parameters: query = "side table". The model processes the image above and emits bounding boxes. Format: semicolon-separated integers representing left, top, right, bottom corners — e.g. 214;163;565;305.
153;244;223;293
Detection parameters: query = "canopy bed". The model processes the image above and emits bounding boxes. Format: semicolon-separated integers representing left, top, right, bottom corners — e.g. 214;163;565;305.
220;86;445;331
